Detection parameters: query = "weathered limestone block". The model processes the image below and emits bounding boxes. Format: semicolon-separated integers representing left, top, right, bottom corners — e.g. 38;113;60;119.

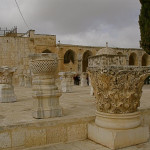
0;66;17;103
59;72;75;93
88;122;149;150
81;72;88;87
87;50;150;149
29;53;63;119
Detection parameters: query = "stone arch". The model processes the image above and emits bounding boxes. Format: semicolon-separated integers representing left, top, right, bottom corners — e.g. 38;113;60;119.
142;53;150;84
117;52;123;55
42;49;51;53
64;50;75;64
142;53;149;66
82;50;93;72
129;52;138;66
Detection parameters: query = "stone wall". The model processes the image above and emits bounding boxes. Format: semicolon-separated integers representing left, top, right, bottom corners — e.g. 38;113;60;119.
0;30;149;85
0;116;94;149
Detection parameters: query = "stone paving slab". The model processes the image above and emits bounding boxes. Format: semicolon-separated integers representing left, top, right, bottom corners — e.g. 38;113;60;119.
0;85;149;128
0;85;96;127
0;85;149;149
25;139;150;150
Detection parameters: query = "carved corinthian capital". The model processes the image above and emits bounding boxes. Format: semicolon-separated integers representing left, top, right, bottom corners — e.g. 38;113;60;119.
88;66;150;114
0;66;16;84
88;51;150;149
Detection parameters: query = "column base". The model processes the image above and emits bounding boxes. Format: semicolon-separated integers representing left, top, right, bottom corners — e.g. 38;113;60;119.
81;82;88;87
33;107;63;119
62;86;72;93
88;122;149;150
0;84;16;103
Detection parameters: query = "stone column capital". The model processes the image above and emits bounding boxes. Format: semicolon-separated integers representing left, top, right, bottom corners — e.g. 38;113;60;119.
88;54;150;149
88;66;150;114
0;66;17;84
29;53;58;75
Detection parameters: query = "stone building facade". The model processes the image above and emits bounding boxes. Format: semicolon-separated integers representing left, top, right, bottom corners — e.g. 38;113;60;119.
0;29;149;84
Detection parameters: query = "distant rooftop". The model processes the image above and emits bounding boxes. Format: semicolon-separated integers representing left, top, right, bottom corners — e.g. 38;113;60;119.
0;26;17;37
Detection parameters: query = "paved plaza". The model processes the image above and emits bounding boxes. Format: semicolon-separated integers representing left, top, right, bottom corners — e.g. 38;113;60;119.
0;85;149;150
25;139;150;150
0;85;149;126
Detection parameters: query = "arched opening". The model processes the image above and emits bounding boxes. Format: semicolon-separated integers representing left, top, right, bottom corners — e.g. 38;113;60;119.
144;76;150;84
129;53;138;66
82;50;93;72
142;53;150;84
117;52;123;55
142;53;149;66
42;49;51;53
64;50;75;64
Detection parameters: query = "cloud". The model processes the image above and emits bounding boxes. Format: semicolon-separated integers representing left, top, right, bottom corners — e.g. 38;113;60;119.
57;23;140;48
0;0;141;48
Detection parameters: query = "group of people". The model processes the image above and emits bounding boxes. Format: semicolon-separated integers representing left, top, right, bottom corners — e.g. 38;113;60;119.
144;76;150;84
73;74;89;86
73;74;80;85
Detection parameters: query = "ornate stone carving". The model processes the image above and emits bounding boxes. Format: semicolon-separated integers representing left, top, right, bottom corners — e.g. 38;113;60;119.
88;51;150;149
59;71;75;93
30;53;58;75
88;54;127;68
88;66;150;114
0;66;17;103
29;53;62;119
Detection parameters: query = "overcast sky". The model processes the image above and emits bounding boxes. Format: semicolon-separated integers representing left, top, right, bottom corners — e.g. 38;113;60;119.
0;0;141;48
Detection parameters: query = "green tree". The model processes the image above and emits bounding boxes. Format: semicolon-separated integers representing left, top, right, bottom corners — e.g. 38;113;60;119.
139;0;150;54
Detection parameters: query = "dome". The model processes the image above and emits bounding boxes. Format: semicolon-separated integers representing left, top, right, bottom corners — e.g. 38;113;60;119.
96;43;116;55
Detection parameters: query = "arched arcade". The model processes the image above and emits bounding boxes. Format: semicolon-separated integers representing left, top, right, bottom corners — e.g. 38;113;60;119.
82;50;93;72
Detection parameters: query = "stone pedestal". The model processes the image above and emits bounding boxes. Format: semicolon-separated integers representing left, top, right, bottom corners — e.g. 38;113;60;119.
89;77;94;96
88;123;149;150
59;72;75;93
0;66;17;103
81;72;88;87
90;87;94;96
88;51;150;149
24;75;32;88
29;53;63;119
18;74;24;87
18;68;25;87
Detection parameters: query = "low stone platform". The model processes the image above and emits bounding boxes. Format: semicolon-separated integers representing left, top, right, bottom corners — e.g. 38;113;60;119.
25;139;150;150
0;85;149;149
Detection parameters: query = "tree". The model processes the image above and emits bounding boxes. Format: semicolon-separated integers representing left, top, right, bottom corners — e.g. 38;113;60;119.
139;0;150;54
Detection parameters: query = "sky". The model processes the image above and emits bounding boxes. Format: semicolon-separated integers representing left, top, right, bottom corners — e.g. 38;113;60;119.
0;0;141;48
